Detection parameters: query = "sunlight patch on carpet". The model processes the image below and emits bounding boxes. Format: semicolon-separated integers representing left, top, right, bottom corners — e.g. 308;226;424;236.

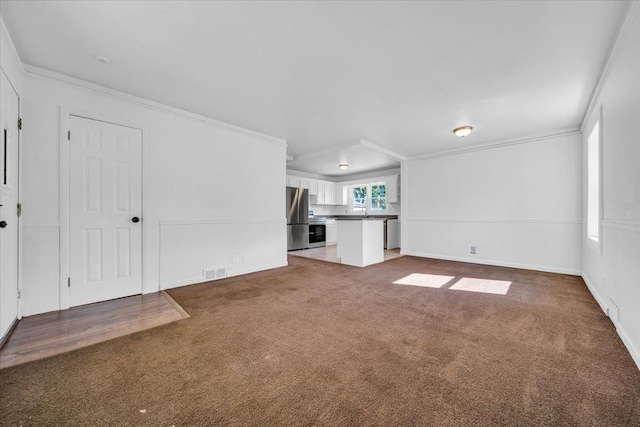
393;273;455;288
449;277;512;295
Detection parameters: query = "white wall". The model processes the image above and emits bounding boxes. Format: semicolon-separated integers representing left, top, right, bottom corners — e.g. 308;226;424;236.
1;20;22;97
404;132;582;274
20;71;287;316
581;5;640;368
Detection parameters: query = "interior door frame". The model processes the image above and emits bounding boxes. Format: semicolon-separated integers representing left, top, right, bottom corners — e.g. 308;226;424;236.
1;68;22;323
59;107;150;310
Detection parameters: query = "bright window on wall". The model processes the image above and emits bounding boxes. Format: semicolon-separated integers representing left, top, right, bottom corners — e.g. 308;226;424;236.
587;121;600;242
352;185;367;212
371;184;387;211
351;183;387;213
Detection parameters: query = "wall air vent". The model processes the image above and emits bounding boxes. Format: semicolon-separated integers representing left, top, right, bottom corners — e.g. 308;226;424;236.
204;268;227;281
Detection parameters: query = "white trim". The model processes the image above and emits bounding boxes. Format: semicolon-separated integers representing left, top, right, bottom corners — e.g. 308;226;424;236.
24;65;287;147
160;261;288;290
401;251;582;276
614;320;640;371
581;2;640;131
407;217;583;225
581;271;640;370
409;129;581;162
16;75;23;321
159;219;284;226
58;109;70;310
581;273;609;316
360;139;409;161
602;219;640;233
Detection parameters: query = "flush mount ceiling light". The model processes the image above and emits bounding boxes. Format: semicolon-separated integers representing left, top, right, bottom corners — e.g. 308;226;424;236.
453;126;473;138
338;163;349;170
92;54;112;65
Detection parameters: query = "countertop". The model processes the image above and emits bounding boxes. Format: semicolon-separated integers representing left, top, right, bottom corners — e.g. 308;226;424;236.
335;217;386;221
310;215;398;224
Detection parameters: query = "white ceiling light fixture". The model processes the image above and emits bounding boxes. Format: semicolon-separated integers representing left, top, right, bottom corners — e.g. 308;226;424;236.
338;163;349;170
92;54;112;65
453;126;473;138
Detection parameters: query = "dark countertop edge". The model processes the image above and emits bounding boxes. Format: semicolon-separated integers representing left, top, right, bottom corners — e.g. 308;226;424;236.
312;215;398;221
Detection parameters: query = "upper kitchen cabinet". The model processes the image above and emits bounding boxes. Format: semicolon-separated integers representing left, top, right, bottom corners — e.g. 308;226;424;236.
334;183;348;206
308;179;318;196
286;173;347;206
286;175;309;189
386;175;400;203
315;180;334;205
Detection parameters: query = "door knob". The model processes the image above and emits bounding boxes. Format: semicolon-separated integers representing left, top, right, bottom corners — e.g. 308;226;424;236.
0;221;7;228
132;217;140;223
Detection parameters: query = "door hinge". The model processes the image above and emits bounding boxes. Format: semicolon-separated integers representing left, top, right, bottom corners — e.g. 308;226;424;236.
17;289;21;300
68;277;71;288
17;118;22;130
17;203;22;217
68;130;71;141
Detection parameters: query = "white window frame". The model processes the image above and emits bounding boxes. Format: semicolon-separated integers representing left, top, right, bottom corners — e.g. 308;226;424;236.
349;181;388;214
586;105;603;254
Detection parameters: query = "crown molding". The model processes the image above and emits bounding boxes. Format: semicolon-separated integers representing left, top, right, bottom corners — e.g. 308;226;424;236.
408;128;581;162
23;64;287;147
581;1;640;131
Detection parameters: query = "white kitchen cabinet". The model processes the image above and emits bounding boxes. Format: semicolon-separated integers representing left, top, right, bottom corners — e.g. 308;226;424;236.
386;219;399;249
287;175;347;205
386;175;400;203
308;179;318;196
313;180;334;205
324;181;334;205
286;175;309;190
325;219;337;245
337;219;384;267
286;176;299;188
333;183;348;206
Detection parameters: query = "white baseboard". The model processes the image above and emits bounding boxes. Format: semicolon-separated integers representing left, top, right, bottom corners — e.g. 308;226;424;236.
615;322;640;371
581;271;640;371
226;261;288;278
402;251;581;276
160;261;288;291
581;273;608;315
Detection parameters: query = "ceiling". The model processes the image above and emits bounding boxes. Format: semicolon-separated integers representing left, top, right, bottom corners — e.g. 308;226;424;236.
0;1;631;176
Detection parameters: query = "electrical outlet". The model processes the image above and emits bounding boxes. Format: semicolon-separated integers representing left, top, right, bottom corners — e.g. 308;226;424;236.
470;246;477;254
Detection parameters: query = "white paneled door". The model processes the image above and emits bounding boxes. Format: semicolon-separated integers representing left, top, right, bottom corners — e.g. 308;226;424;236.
0;71;20;340
69;116;142;307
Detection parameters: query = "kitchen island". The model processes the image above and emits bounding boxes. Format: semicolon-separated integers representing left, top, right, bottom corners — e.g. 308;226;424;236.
336;218;384;267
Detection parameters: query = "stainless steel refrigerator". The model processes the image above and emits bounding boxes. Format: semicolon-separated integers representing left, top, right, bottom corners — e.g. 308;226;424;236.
286;186;309;250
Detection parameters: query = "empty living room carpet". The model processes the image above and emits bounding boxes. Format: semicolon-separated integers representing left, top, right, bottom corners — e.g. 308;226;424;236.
1;255;639;426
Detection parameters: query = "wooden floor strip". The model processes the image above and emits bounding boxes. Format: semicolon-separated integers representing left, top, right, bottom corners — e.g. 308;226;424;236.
0;292;188;370
161;290;191;318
